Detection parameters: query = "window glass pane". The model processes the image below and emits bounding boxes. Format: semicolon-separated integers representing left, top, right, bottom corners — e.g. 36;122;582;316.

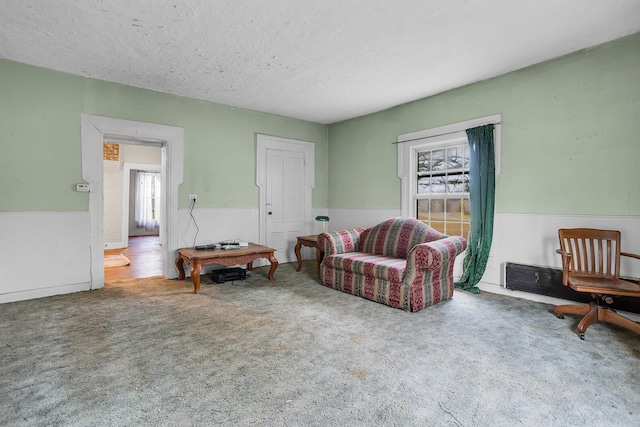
417;152;430;173
417;176;431;194
446;199;462;221
430;199;445;221
431;221;446;234
431;176;446;193
416;199;429;221
446;222;463;237
445;174;468;193
431;149;446;171
447;146;465;171
462;199;471;222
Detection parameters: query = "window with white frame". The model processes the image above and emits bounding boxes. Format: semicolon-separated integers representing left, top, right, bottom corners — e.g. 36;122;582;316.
397;115;501;238
416;139;470;236
135;170;161;231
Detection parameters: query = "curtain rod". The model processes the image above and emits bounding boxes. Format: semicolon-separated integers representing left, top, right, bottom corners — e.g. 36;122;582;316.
392;121;502;145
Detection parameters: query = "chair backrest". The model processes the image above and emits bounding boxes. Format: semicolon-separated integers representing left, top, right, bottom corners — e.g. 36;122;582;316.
558;228;621;280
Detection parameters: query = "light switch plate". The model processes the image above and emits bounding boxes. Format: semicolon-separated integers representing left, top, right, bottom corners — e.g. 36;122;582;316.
76;183;90;192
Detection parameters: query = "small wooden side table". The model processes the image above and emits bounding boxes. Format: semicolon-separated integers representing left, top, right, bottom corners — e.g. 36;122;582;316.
295;235;322;272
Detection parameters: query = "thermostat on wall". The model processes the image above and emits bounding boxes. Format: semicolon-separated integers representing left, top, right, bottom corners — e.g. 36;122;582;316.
76;183;90;192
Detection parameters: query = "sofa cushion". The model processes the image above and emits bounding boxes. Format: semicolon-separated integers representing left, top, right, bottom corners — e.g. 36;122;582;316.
358;217;446;259
325;252;407;282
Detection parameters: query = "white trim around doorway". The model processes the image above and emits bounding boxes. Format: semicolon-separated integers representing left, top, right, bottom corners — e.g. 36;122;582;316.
81;114;184;289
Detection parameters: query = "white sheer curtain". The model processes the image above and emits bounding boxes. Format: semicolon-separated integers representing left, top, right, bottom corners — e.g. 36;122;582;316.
135;170;161;231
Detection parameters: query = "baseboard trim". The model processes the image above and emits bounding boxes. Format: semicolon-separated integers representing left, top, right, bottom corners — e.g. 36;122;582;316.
0;282;93;304
104;242;125;249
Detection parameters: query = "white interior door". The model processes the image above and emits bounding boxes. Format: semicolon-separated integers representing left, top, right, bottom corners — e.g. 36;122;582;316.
266;149;305;263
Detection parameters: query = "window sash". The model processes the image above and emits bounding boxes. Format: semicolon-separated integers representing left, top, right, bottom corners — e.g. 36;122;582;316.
414;142;470;236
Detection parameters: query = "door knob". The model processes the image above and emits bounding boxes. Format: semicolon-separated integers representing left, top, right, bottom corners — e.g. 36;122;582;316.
268;211;273;215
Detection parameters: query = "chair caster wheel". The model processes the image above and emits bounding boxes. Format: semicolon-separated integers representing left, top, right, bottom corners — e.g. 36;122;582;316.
555;314;564;319
579;333;585;340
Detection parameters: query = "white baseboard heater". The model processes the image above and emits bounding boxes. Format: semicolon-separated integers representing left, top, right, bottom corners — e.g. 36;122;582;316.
505;262;639;314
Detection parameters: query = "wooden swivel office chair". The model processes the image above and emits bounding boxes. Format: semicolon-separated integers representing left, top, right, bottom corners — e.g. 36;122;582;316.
555;228;640;339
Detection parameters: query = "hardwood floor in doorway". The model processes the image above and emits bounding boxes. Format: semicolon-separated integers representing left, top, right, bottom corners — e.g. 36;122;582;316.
104;235;163;282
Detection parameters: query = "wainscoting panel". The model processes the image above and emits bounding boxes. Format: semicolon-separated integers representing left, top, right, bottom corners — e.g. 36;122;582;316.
488;213;640;289
3;210;638;306
0;211;92;303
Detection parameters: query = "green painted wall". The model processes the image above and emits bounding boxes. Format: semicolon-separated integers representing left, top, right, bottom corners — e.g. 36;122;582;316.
0;60;328;211
2;33;639;215
0;61;84;211
327;33;640;215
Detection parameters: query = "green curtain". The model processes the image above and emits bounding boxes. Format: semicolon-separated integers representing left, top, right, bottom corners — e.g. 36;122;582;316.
454;124;495;294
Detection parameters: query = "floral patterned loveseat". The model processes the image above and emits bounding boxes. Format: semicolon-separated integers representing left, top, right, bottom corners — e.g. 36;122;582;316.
318;217;467;312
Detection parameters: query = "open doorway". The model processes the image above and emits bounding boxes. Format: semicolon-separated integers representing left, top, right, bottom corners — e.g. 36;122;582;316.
102;143;163;281
81;114;184;290
104;235;162;281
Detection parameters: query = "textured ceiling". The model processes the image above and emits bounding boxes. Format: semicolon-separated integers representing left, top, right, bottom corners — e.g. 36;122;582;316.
1;0;639;124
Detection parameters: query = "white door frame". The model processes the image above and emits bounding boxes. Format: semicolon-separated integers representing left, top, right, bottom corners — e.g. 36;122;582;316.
81;114;184;288
256;134;315;250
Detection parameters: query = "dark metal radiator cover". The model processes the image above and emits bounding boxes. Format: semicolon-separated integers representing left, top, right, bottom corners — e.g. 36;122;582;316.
505;262;639;314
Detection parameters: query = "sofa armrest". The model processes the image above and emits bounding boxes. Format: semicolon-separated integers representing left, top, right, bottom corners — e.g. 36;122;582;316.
318;228;366;256
407;236;467;270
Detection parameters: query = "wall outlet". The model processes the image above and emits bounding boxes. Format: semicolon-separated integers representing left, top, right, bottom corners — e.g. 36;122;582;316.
188;194;197;203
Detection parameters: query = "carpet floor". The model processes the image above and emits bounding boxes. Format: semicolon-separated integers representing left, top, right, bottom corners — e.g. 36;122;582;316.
1;261;639;426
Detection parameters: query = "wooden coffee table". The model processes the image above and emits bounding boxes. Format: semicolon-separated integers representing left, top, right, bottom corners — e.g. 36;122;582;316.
175;243;278;294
